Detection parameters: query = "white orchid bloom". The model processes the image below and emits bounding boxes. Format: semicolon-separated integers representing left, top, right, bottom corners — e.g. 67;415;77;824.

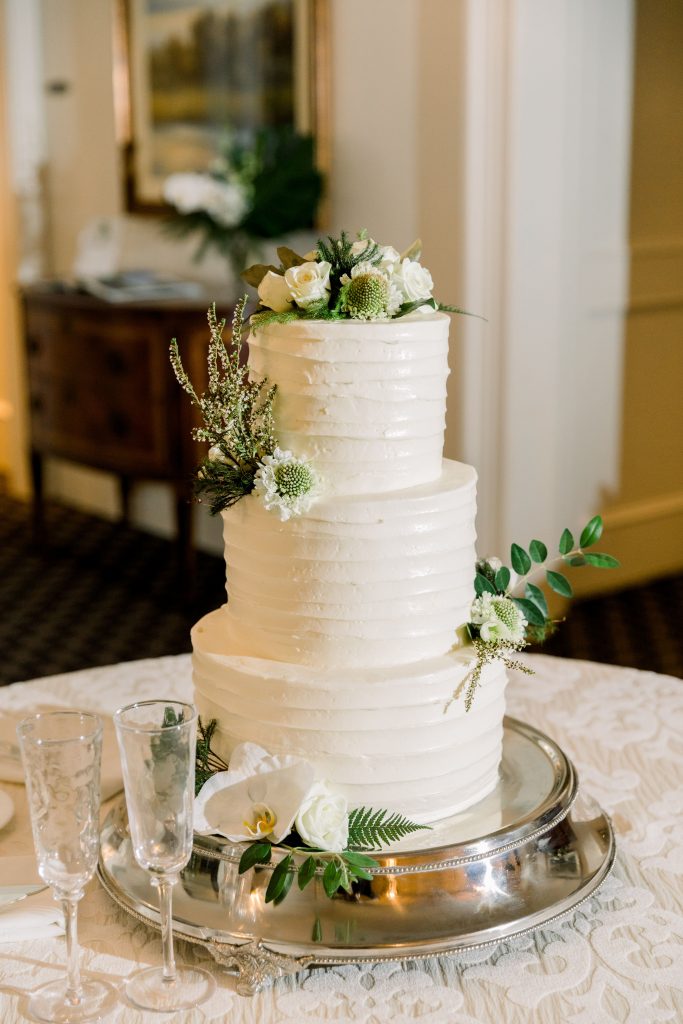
194;742;315;844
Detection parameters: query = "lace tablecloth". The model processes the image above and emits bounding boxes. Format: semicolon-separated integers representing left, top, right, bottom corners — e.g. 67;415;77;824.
0;654;681;1023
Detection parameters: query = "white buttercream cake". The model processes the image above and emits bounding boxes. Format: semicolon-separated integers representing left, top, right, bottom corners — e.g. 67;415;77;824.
192;313;507;824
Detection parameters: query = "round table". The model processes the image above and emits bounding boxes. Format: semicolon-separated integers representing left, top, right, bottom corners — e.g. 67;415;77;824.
0;654;681;1023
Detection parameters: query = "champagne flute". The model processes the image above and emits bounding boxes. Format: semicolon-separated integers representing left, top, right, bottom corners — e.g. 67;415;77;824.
17;711;118;1023
113;700;215;1012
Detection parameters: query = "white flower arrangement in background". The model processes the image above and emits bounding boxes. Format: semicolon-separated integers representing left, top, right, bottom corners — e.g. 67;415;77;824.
163;173;248;228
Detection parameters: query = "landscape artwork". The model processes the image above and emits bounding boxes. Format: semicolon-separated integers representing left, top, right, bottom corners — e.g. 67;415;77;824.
123;0;299;208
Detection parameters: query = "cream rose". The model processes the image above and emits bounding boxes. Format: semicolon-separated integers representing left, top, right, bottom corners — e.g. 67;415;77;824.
393;258;434;302
295;781;349;852
284;261;332;309
258;270;294;313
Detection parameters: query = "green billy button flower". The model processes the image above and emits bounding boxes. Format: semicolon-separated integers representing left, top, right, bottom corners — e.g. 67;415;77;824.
341;270;389;320
274;460;315;499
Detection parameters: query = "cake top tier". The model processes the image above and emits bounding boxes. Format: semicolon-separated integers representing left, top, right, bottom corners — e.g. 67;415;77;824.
247;313;451;497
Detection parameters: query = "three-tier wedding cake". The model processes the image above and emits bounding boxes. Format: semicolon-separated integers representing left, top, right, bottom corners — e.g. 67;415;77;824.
191;312;507;824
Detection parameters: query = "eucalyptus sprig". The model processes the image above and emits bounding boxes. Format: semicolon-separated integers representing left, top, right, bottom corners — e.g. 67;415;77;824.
169;297;277;513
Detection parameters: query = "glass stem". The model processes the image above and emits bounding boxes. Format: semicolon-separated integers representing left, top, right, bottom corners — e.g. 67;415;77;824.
61;895;83;1006
155;875;178;984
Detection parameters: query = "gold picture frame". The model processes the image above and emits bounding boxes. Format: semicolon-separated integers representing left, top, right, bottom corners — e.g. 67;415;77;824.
113;0;330;214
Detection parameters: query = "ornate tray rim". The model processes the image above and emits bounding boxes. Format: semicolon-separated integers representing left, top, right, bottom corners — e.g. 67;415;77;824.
97;716;615;994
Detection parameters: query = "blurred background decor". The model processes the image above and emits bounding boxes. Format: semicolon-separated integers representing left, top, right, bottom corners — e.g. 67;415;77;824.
163;127;323;279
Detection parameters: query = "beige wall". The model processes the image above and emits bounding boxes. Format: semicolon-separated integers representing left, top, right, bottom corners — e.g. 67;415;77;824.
583;0;683;593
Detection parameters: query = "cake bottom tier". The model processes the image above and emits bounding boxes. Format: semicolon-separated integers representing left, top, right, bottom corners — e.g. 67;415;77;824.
192;609;508;824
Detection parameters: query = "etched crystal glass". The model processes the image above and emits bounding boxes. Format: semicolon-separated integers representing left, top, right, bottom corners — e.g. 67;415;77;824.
114;700;215;1012
17;711;118;1023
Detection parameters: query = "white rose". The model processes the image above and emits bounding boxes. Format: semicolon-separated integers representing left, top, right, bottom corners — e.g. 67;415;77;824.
258;271;294;312
392;258;434;303
295;781;348;852
163;172;210;213
202;179;248;227
284;261;332;309
377;244;400;271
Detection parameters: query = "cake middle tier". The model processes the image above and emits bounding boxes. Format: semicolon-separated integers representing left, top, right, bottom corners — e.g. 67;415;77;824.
221;459;477;668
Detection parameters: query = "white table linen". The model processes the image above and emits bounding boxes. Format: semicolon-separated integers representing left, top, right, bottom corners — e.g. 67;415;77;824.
0;653;681;1023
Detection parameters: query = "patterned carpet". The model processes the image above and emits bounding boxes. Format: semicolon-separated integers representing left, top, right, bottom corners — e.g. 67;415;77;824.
1;491;681;685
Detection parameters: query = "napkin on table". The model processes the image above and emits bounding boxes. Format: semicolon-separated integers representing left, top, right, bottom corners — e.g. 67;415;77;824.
0;707;123;801
0;856;64;942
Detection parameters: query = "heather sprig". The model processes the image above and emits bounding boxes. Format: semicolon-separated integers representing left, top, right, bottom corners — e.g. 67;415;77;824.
169;297;278;513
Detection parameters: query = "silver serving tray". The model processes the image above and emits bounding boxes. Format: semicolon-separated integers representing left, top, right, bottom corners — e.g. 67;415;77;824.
98;716;615;994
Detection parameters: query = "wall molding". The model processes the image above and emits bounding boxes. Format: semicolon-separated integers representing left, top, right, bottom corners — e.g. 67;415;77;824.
605;490;683;530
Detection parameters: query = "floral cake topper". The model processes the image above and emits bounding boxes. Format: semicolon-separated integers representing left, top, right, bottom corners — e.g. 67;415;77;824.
242;229;473;326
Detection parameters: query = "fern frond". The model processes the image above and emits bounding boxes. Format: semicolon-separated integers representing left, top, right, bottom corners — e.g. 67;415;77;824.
347;806;430;850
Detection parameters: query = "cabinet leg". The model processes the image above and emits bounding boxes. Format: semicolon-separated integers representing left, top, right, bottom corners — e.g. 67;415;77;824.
119;475;131;525
30;449;44;546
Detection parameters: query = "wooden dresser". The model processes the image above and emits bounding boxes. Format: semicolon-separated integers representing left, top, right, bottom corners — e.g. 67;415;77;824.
21;285;231;581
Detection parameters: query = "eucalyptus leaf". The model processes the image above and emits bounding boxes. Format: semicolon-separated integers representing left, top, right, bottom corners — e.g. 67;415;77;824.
298;856;318;891
559;528;574;555
265;854;293;904
238;841;272;875
277;246;307;270
546;570;573;598
583;552;620;569
511;543;531;576
512;596;547;627
525;582;549;617
579;515;603;549
240;263;280;289
475;572;496;596
495;566;511;592
529;540;548;563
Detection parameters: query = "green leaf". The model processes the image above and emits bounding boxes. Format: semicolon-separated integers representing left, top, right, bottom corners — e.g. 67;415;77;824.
474;572;496;596
583;552;620;569
511;543;531;575
240;263;280;289
395;297;438;318
559;528;574;555
311;917;323;943
529;540;548;563
568;555;587;567
512;597;546;627
342;850;379;870
494;566;511;593
580;515;603;549
265;854;293;904
297;856;318;891
276;246;307;270
400;238;422;262
525;582;549;617
273;866;295;905
546;570;573;598
238;842;272;875
322;860;343;898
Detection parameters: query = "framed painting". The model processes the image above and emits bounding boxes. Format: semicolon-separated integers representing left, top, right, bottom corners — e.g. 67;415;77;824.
113;0;330;212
